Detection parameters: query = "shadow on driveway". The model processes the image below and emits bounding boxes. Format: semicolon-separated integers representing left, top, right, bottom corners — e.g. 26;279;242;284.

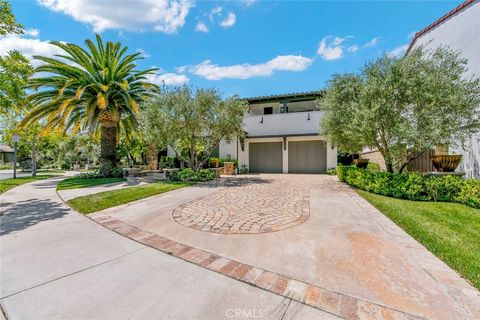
0;199;70;236
195;175;273;189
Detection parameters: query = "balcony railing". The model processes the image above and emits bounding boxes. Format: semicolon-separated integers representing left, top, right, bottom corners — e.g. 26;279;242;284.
243;111;324;137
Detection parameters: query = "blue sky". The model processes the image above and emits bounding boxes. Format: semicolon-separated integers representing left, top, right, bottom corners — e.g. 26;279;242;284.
4;0;462;98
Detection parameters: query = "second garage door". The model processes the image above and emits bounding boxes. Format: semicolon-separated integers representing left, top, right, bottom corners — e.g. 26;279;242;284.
288;141;327;173
249;142;283;173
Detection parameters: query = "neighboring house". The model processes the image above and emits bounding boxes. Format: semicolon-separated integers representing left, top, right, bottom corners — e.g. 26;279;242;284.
407;0;480;178
0;144;14;163
361;0;480;177
167;91;337;173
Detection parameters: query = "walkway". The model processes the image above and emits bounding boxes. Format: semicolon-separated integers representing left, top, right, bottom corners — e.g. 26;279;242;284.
0;176;334;319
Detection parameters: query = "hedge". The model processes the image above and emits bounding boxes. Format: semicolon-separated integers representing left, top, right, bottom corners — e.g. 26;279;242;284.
337;166;480;209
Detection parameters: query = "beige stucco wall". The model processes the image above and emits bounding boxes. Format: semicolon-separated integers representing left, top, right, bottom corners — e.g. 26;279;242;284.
411;2;480;178
359;150;386;171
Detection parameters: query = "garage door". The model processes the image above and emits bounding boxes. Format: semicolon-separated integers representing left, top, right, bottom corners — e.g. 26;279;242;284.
249;142;283;173
288;141;326;173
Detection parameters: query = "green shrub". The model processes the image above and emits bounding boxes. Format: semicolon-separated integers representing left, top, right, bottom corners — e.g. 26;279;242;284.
367;162;381;171
336;165;355;182
169;168;216;182
238;165;249;174
456;179;480;208
325;168;337;175
74;167;124;179
337;166;479;209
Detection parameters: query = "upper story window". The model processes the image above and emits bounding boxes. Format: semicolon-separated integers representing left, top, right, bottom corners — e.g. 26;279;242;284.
263;107;273;115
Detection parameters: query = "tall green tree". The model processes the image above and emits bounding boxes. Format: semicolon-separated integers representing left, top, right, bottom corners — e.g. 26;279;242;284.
0;51;33;117
0;0;23;36
142;86;247;171
20;35;158;176
320;46;480;173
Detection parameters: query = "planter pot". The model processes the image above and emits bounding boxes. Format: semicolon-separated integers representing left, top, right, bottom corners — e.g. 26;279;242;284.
223;162;234;175
431;155;462;172
209;159;219;168
354;159;369;169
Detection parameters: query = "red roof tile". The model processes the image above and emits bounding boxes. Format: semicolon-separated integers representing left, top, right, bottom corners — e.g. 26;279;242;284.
405;0;477;55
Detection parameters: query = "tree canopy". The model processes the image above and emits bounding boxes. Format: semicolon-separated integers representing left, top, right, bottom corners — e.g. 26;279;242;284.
142;86;247;171
20;35;158;176
320;46;480;173
0;0;23;36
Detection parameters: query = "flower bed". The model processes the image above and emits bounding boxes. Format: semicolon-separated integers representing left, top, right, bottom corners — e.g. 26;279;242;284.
337;166;480;209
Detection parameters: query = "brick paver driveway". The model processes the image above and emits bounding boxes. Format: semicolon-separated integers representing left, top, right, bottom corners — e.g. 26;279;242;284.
91;174;480;320
173;175;311;234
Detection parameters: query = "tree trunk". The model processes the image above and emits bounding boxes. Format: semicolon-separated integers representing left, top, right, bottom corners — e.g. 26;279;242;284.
99;124;117;177
31;141;37;177
146;144;158;170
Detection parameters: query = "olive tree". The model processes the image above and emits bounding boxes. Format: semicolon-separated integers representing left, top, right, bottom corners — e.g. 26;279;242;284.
141;86;247;171
320;46;480;173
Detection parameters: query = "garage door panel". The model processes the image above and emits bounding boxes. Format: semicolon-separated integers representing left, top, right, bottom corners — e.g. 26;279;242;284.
249;142;283;173
288;141;326;173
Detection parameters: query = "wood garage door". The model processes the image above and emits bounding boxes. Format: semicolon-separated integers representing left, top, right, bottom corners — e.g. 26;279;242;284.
249;142;283;173
288;141;327;173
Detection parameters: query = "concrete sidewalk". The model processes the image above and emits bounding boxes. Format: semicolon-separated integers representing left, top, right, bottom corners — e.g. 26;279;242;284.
0;177;334;319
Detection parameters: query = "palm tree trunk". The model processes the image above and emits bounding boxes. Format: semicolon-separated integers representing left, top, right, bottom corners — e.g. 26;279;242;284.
99;124;117;177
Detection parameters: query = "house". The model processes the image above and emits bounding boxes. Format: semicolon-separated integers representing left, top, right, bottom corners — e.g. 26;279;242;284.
0;144;14;163
361;0;480;177
214;91;337;173
407;0;480;178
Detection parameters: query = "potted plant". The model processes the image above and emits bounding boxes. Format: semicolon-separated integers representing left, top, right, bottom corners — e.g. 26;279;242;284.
431;155;462;172
353;158;369;169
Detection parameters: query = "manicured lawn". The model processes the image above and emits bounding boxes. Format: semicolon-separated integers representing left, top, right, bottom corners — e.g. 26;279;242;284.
68;181;192;214
57;177;126;190
358;190;480;290
0;175;57;193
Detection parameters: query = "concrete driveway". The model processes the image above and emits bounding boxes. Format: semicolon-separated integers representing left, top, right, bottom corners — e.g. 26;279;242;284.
91;174;480;319
0;176;336;319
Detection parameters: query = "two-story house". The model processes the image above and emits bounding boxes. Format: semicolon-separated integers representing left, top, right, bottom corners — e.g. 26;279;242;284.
212;91;337;173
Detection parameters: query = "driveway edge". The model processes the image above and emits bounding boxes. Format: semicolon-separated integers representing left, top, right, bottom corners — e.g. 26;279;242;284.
89;214;427;320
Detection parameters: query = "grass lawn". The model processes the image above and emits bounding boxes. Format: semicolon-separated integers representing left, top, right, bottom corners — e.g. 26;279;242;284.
358;190;480;290
0;175;57;193
57;177;126;190
68;181;192;214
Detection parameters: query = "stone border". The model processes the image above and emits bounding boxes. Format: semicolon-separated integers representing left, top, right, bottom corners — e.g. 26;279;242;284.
90;214;425;320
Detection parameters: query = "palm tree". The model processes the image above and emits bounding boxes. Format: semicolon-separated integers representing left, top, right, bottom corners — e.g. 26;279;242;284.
21;35;158;176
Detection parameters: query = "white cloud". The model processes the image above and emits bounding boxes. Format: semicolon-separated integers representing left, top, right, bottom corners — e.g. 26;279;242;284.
24;28;40;37
347;45;359;53
317;35;352;60
37;0;194;33
209;6;223;21
146;72;189;85
195;21;209;32
363;37;380;48
135;48;151;58
0;35;63;65
241;0;257;7
220;12;236;28
408;31;417;39
388;44;409;57
189;55;313;80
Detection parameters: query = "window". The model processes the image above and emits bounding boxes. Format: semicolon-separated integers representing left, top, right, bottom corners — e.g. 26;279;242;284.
264;107;273;115
226;139;232;144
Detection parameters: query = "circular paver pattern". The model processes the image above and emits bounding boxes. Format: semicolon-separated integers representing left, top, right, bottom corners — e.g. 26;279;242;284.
173;174;325;234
